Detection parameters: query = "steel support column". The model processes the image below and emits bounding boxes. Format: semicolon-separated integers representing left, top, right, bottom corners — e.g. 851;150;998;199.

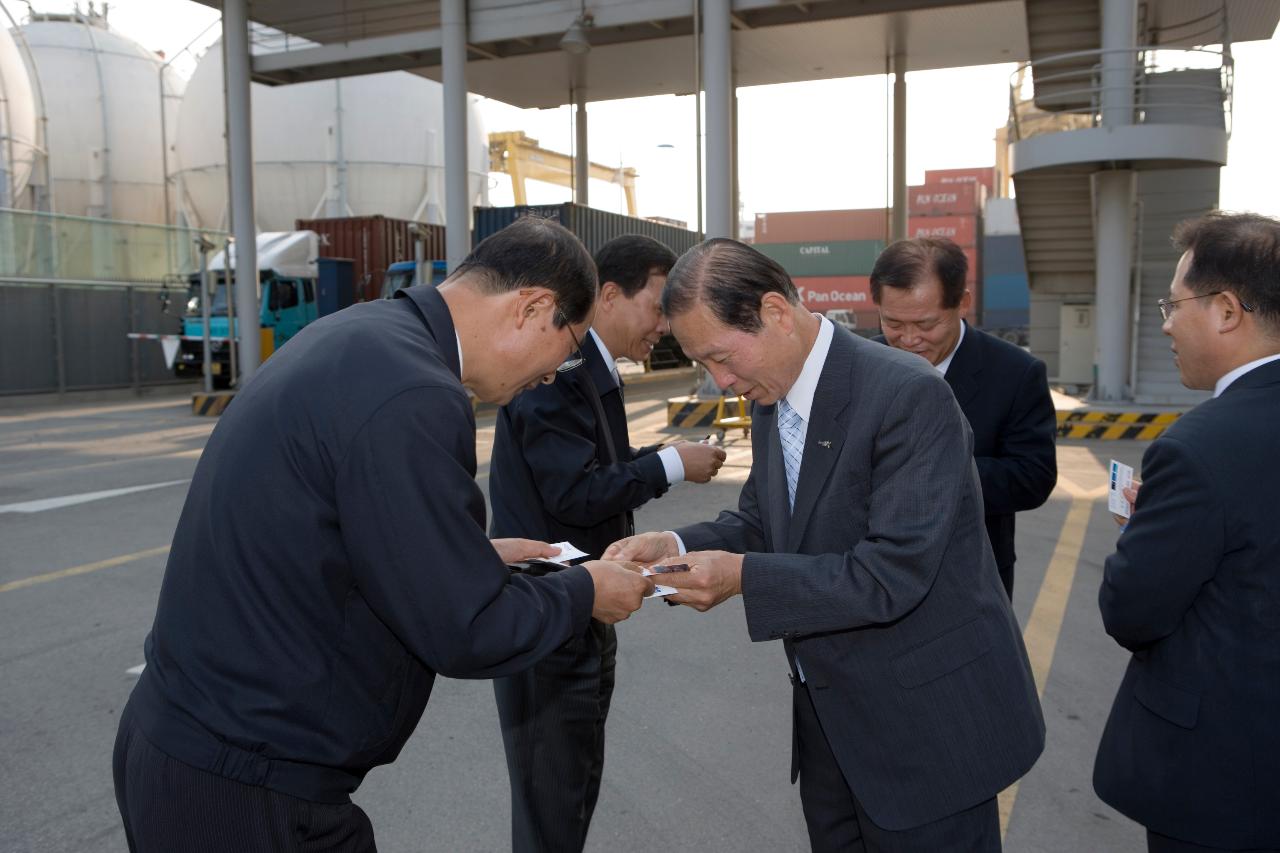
702;0;732;239
443;0;470;270
891;51;908;242
223;0;260;381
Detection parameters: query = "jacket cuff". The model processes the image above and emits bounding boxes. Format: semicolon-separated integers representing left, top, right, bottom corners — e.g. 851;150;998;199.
560;565;596;634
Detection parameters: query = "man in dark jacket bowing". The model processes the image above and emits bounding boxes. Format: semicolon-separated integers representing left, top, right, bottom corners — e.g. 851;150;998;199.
112;218;653;853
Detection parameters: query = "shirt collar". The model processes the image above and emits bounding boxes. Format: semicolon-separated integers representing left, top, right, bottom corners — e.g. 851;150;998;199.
455;333;464;376
588;328;620;387
1214;353;1280;397
783;315;835;422
935;321;966;376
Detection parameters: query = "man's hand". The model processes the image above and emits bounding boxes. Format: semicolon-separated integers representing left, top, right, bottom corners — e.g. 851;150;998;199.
1111;481;1141;528
674;441;728;484
660;550;744;612
491;538;560;564
604;531;680;563
583;560;654;623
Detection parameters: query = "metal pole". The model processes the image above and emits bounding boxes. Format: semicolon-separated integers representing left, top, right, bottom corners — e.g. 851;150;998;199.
225;238;238;385
223;0;261;382
891;51;908;242
442;0;470;270
1100;0;1137;127
199;238;213;393
574;82;589;207
1093;169;1134;401
702;0;732;238
693;0;703;236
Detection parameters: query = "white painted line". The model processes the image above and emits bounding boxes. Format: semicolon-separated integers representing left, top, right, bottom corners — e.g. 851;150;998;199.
126;664;146;676
0;479;191;514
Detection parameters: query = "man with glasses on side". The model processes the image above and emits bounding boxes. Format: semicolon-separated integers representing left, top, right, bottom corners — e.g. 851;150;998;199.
488;234;727;853
112;217;654;853
1093;212;1280;853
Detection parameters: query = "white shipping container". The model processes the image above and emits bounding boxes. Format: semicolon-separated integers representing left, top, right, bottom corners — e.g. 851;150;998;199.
983;198;1021;236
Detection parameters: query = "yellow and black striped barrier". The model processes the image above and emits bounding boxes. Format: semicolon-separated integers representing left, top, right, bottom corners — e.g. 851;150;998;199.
667;396;722;428
1056;410;1181;440
192;391;235;417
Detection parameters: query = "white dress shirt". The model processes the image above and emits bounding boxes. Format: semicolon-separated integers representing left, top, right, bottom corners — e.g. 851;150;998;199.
934;320;966;376
1213;353;1280;398
589;329;685;485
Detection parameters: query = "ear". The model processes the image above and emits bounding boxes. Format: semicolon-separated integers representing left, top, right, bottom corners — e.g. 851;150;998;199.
1217;292;1247;334
759;291;795;334
514;288;557;330
959;287;974;315
599;282;622;313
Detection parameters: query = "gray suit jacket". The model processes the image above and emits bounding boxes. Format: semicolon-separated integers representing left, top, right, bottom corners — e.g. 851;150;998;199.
677;326;1045;831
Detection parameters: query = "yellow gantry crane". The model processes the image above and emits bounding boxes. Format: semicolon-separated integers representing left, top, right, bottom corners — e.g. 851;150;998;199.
488;130;639;216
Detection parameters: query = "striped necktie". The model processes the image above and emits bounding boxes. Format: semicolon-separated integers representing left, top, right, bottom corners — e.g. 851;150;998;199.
776;397;805;510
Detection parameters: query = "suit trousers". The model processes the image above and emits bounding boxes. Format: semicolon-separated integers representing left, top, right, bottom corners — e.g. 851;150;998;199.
793;681;1001;853
1148;830;1280;853
112;704;376;853
494;619;617;853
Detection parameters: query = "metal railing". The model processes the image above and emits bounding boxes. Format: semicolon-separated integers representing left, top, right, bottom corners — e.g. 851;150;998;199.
1008;46;1234;143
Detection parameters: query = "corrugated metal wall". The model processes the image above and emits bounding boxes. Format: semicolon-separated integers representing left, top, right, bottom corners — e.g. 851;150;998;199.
0;280;185;395
473;204;703;256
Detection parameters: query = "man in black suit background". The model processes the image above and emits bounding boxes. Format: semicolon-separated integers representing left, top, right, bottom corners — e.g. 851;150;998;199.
488;234;727;853
608;239;1044;852
111;218;654;853
1093;212;1280;853
871;237;1057;598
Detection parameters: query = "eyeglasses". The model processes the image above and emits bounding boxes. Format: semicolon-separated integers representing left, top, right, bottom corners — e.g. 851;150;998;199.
557;309;585;373
1156;291;1256;322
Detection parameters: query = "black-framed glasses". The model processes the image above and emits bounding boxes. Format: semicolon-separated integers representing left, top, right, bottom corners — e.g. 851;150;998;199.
557;309;585;373
1157;291;1256;322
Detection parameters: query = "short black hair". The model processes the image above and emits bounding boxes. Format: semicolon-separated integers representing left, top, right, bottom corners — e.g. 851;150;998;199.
662;238;799;333
869;238;969;309
594;235;678;298
1173;211;1280;332
453;215;596;326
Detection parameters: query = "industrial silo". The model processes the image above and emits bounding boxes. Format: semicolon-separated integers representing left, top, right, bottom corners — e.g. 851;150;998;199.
16;10;184;224
0;26;38;207
172;41;490;232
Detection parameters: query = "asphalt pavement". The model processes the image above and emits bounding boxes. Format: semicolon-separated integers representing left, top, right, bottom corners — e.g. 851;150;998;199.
0;376;1151;852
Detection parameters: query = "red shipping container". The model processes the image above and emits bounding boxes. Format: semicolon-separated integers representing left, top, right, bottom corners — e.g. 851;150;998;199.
924;167;996;197
755;209;889;244
295;215;447;302
907;183;983;217
791;275;873;311
907;215;979;248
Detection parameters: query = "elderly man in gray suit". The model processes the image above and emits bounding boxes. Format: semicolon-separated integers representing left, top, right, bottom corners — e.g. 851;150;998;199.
607;239;1044;851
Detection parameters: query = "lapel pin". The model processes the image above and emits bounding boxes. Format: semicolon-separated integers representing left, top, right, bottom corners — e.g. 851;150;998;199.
817;440;832;449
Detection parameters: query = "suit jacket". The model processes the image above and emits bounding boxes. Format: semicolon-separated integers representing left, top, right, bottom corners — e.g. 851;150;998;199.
877;324;1057;570
676;327;1045;831
489;333;669;560
1093;358;1280;849
125;285;593;804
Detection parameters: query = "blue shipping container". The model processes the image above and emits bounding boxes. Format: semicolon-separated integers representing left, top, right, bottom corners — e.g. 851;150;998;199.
981;234;1026;277
316;257;356;317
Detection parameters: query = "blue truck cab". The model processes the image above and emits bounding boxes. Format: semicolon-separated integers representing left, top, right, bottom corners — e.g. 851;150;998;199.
175;231;320;385
380;260;448;299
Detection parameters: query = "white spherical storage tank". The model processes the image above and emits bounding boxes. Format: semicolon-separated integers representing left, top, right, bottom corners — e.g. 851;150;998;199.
173;41;490;232
0;26;38;206
17;14;184;223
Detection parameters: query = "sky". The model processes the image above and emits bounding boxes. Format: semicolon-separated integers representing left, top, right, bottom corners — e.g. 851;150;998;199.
8;0;1277;228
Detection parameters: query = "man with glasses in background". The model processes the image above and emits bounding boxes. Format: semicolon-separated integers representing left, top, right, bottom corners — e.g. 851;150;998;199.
488;234;727;853
1093;211;1280;853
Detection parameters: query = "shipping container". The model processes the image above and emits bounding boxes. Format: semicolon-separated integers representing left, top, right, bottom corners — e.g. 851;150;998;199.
907;215;979;248
982;234;1026;277
754;240;884;278
907;183;984;217
472;203;703;257
754;208;889;244
982;198;1020;236
296;216;446;302
924;167;996;197
791;275;874;312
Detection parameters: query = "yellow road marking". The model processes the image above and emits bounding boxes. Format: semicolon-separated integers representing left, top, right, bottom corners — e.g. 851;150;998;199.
0;546;170;594
998;494;1096;837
